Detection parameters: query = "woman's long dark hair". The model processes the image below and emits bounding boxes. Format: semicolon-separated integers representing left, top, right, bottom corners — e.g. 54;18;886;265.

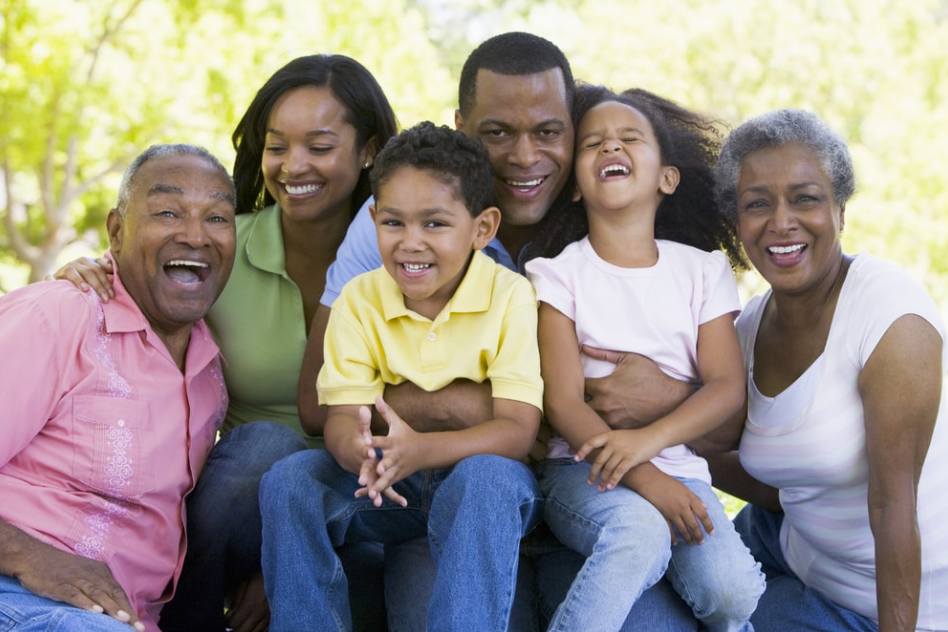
231;54;398;215
525;84;746;269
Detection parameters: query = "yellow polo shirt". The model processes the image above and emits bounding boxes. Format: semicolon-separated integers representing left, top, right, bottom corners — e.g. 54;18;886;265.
318;250;543;410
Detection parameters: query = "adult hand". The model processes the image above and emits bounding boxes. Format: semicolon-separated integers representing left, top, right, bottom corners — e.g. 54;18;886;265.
225;570;270;632
15;542;144;631
582;346;694;429
51;256;115;303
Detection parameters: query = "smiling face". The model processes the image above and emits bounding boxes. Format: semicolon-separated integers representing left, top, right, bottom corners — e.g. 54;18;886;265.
108;153;236;339
736;141;845;296
574;100;678;217
262;85;370;224
455;68;573;228
371;166;499;320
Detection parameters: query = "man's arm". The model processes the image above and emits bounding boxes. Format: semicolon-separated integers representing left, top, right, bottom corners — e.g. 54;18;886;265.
0;519;144;631
581;346;695;430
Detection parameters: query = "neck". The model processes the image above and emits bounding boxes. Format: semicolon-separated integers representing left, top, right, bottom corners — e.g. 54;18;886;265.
769;252;853;332
496;221;537;267
280;205;351;266
153;326;192;372
586;205;657;267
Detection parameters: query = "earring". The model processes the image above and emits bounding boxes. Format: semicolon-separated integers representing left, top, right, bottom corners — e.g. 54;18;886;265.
363;161;371;169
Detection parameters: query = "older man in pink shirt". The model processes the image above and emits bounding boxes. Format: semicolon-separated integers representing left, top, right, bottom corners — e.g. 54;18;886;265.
0;144;236;632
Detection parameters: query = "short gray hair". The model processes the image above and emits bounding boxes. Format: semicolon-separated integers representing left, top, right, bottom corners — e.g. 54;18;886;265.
714;109;855;222
115;144;233;215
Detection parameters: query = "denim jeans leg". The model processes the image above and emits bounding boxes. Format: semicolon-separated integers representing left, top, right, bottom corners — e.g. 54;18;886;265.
426;455;543;631
663;479;764;632
159;421;307;632
733;506;878;632
338;540;387;632
383;537;434;632
539;459;672;632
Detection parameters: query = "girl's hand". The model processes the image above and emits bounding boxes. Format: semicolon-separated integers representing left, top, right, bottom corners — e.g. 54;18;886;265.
51;257;115;303
637;472;714;546
575;428;663;491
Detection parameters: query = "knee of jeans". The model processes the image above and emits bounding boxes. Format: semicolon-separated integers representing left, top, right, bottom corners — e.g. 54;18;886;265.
690;568;764;626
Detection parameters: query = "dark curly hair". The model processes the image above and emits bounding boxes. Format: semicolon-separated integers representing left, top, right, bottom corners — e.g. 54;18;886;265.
525;84;746;269
370;121;495;217
231;54;398;215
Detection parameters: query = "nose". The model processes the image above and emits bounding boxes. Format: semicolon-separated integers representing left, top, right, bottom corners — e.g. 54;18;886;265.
508;134;540;168
399;225;426;252
281;145;309;176
770;199;798;233
600;138;622;153
177;213;210;248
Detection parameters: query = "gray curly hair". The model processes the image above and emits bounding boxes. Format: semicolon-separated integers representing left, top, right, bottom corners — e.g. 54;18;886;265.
714;109;855;223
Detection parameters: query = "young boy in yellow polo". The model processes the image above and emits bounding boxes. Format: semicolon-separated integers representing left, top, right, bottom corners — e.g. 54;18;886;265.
260;121;543;631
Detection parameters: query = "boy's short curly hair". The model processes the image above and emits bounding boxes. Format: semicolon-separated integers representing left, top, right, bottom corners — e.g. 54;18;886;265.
370;121;495;217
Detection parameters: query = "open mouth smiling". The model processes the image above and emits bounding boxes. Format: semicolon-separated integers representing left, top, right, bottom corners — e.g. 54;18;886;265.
284;183;323;195
599;164;630;180
165;260;210;284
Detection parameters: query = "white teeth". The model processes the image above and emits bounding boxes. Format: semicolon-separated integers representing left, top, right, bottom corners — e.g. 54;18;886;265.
506;178;543;189
167;260;208;268
285;183;321;195
768;244;806;255
403;263;430;273
600;164;630;179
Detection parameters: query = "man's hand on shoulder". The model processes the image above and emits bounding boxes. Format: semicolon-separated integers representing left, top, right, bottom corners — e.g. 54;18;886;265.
582;346;695;430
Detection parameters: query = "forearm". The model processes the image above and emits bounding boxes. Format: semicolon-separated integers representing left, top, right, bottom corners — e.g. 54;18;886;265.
323;411;368;473
416;414;540;468
872;503;921;631
0;518;44;578
298;306;331;436
704;451;781;511
644;377;744;453
382;379;492;432
545;395;612;452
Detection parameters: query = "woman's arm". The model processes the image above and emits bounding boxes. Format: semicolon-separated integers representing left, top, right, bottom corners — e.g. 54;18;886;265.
860;314;941;632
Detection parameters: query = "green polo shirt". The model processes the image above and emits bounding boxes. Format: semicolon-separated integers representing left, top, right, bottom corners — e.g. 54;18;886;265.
207;205;320;447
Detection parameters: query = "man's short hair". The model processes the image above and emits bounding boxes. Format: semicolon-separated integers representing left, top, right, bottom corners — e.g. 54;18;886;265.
458;32;575;117
116;144;233;215
370;122;494;217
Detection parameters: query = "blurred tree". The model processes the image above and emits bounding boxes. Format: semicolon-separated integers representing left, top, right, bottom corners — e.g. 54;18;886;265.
0;0;450;288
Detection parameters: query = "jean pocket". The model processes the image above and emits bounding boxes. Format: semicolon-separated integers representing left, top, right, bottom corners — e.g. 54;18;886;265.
71;395;156;498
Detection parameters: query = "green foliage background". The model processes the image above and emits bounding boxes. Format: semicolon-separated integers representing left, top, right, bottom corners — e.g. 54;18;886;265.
2;0;947;318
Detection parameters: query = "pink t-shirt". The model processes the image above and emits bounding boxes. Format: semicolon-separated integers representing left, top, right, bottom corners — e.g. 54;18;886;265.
0;255;226;631
526;238;741;482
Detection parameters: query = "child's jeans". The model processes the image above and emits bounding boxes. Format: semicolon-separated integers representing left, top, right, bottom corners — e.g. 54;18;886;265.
538;458;764;632
260;449;542;632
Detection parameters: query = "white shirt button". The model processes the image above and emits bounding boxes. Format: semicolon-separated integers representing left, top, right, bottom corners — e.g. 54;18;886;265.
427;332;436;341
118;419;125;427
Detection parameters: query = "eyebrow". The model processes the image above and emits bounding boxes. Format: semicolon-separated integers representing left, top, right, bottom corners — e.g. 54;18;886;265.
740;182;824;196
266;127;339;139
577;126;645;144
477;118;568;131
148;183;235;206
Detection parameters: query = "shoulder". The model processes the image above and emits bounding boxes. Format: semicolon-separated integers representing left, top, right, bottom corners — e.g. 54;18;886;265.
0;282;99;340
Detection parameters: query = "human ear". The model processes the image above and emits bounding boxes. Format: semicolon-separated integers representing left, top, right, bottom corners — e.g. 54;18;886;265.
106;209;125;253
472;206;501;249
454;109;465;132
659;166;680;195
361;136;379;169
369;204;378;224
838;202;846;233
572;186;582;203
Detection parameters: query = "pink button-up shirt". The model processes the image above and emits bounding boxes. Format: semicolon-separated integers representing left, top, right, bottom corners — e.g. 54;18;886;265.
0;256;226;631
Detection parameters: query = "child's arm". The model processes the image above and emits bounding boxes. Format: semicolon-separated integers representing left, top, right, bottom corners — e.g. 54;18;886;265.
576;313;745;491
539;303;714;544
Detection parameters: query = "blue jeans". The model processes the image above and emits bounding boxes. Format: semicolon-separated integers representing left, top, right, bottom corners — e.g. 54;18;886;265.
528;523;700;631
0;575;133;631
734;505;878;632
158;421;389;632
539;459;763;632
260;450;543;632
